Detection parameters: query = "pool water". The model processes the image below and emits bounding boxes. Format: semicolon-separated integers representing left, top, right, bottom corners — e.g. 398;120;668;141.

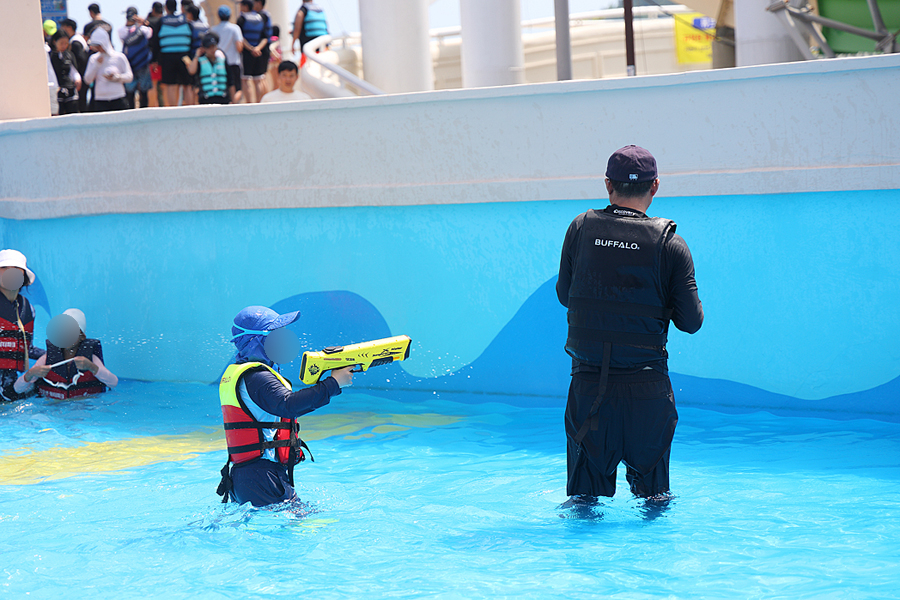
1;381;899;598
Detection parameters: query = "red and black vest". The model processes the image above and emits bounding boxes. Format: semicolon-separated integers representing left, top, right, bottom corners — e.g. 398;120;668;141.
0;295;34;372
219;362;307;466
36;339;107;400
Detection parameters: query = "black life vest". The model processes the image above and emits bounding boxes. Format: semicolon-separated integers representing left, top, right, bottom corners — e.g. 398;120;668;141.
564;207;675;368
36;339;107;400
0;295;34;372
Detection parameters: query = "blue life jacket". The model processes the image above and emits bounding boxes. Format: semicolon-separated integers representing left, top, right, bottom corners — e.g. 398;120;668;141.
240;11;266;47
122;25;152;71
199;53;228;99
159;14;192;55
190;21;209;54
300;5;328;41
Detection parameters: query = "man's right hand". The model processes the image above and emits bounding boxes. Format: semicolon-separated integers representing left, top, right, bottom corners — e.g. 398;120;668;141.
330;367;354;388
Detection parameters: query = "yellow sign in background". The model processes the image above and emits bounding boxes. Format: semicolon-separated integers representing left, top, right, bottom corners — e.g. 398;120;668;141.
675;13;716;64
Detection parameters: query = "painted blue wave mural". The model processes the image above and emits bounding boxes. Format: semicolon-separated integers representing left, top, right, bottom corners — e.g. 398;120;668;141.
269;280;900;422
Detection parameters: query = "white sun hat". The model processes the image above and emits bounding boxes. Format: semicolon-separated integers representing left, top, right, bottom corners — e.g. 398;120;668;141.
63;308;87;334
0;249;36;286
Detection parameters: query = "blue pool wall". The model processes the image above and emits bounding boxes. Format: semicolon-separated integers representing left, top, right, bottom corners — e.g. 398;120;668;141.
1;54;898;421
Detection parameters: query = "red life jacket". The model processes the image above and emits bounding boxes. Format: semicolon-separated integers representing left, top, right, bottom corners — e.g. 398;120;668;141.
219;362;307;466
35;339;107;400
0;296;34;371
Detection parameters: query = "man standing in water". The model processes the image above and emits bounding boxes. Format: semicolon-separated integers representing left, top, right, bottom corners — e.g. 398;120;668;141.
556;145;703;506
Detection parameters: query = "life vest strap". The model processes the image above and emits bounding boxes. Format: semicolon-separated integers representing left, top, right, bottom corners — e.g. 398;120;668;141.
216;459;233;503
227;438;297;455
573;341;611;450
223;421;292;431
567;297;673;321
568;325;666;348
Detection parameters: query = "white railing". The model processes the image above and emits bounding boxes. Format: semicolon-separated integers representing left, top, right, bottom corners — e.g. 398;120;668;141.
296;35;385;96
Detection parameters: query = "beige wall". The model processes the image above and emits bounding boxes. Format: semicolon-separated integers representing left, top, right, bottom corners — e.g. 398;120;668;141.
0;0;51;121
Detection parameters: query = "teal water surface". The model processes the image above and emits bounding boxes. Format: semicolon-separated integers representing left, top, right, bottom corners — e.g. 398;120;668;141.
1;381;898;599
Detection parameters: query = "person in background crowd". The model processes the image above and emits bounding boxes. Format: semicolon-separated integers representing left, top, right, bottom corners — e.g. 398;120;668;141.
184;4;209;105
16;308;118;400
84;28;133;112
237;0;269;102
83;3;113;39
265;24;282;91
187;32;231;105
210;4;243;103
260;60;310;103
146;1;165;106
292;0;328;62
156;0;193;107
253;0;273;74
0;250;42;403
60;19;90;113
49;31;83;115
43;19;58;44
119;7;154;109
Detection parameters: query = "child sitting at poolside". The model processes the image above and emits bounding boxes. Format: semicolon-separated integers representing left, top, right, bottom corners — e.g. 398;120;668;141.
16;308;118;400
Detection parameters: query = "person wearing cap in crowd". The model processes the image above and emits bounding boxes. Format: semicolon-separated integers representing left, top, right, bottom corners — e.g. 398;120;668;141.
210;4;244;103
16;309;118;400
216;306;353;507
118;7;154;109
556;145;703;509
84;27;133;112
186;32;232;105
43;19;58;44
0;250;43;402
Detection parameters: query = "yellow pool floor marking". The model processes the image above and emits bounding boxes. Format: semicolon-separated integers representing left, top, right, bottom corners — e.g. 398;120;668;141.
0;411;462;486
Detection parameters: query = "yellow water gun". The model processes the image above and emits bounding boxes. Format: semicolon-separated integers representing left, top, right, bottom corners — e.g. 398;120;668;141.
299;335;412;385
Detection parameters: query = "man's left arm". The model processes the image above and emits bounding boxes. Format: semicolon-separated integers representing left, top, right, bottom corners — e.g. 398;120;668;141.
664;232;703;334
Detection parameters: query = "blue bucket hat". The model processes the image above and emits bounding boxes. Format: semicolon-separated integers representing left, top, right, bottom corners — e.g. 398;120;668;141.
231;306;300;364
218;4;231;19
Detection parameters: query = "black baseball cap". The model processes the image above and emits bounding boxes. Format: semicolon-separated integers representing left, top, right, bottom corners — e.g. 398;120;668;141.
605;145;658;183
201;32;219;47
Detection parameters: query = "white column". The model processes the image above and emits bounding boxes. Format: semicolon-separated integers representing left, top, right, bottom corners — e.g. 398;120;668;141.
358;0;434;93
734;0;804;66
267;0;292;56
460;0;524;88
0;2;51;120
